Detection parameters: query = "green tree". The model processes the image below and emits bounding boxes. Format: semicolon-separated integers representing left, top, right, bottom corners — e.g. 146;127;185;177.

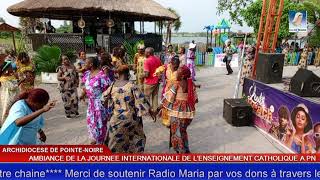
156;8;182;44
56;21;73;33
240;0;304;39
217;0;253;26
302;0;320;46
0;17;5;23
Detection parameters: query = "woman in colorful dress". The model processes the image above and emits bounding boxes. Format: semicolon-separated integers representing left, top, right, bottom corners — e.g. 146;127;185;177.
187;43;196;80
164;44;176;65
57;55;79;119
0;60;19;124
315;48;320;67
102;65;155;153
80;57;111;145
154;55;180;127
179;47;186;67
134;44;146;90
240;44;255;85
299;47;308;69
157;65;198;153
0;89;56;145
16;52;35;93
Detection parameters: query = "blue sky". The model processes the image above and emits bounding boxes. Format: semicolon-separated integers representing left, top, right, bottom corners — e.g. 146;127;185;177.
1;0;253;33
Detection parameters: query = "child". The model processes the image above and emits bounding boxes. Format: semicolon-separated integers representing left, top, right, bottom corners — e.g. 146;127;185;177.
156;65;199;153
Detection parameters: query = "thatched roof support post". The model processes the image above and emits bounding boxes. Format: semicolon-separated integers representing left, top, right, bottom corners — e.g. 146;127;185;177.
12;32;16;52
154;22;156;34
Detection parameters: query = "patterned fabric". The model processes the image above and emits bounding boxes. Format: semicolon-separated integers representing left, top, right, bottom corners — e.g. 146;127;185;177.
102;81;150;153
57;65;79;116
299;48;308;69
240;46;255;85
179;54;187;67
16;61;35;93
134;53;146;89
74;59;86;88
0;76;19;124
82;70;111;144
164;52;176;65
161;64;178;127
315;49;320;67
162;83;196;153
187;50;196;80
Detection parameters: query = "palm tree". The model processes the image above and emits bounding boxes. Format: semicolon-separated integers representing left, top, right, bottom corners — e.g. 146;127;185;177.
156;8;182;45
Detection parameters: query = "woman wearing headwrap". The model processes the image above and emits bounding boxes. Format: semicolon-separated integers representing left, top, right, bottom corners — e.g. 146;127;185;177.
102;65;155;153
134;44;146;90
154;55;180;127
16;52;35;93
0;88;56;145
0;60;19;124
156;65;198;153
80;57;111;145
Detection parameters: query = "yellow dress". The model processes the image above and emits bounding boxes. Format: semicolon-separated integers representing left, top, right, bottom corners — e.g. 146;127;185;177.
161;64;178;127
0;75;19;124
134;53;146;90
16;61;35;93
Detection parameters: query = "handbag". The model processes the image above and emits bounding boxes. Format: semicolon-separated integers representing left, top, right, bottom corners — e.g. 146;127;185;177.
223;56;227;63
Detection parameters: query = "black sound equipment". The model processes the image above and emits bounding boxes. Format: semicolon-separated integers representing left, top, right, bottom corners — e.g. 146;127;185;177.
289;69;320;97
223;98;253;127
256;53;285;84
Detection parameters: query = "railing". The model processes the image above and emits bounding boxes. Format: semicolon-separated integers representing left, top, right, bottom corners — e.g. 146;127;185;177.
111;34;162;52
27;33;84;53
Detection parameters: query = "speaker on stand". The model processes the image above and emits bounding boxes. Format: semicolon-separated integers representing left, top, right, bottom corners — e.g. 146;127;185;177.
256;53;285;84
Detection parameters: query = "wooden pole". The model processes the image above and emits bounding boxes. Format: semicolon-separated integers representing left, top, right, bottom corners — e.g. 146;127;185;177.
12;32;17;53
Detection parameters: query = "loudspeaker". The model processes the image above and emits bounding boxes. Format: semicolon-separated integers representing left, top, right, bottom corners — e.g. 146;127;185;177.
289;69;320;97
223;98;253;127
256;53;285;84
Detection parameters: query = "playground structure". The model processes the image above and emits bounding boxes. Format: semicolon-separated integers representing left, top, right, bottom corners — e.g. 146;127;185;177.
203;19;231;52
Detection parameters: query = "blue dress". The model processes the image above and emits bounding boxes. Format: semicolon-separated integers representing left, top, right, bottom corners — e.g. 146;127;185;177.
0;100;44;145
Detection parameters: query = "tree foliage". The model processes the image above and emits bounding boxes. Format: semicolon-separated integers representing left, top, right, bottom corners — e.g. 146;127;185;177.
217;0;253;26
56;21;73;33
302;0;320;46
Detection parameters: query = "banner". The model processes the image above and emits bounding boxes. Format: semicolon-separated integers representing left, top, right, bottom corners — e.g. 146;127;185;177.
2;163;320;179
243;78;320;154
214;54;238;67
289;10;307;32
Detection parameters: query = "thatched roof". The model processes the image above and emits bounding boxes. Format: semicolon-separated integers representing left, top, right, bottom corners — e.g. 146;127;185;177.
0;23;20;32
7;0;178;21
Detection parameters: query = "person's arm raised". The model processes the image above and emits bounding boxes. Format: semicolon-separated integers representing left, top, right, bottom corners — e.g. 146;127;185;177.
15;101;56;127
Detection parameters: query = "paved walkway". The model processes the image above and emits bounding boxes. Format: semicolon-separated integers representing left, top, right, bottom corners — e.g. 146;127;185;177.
39;66;320;153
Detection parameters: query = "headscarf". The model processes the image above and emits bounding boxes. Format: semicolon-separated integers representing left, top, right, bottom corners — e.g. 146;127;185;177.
180;65;195;108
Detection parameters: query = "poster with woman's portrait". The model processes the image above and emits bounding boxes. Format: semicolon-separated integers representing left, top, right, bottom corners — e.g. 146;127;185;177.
243;78;320;154
289;10;307;32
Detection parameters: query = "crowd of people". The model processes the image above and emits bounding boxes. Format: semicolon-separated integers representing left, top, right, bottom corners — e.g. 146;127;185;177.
0;44;200;154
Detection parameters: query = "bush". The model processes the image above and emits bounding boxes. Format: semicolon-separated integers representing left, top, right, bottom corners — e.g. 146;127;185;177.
33;45;61;73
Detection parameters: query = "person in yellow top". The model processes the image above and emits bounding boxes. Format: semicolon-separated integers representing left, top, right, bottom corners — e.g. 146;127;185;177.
0;60;19;124
16;52;35;93
134;44;146;90
154;55;180;127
